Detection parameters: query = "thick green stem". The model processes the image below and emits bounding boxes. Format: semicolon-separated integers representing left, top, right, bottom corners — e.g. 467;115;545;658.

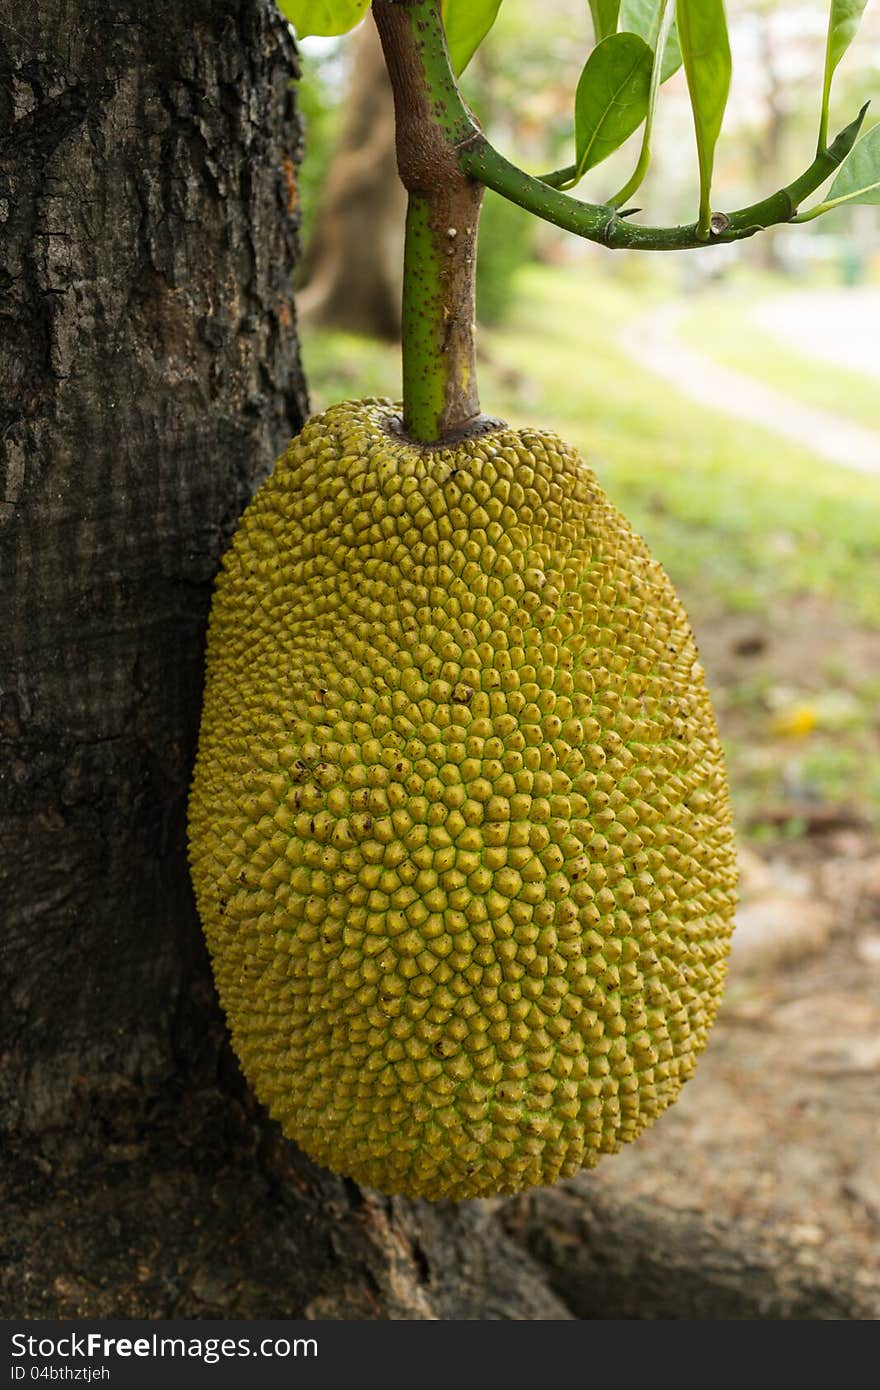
373;0;484;443
401;195;445;442
400;194;481;442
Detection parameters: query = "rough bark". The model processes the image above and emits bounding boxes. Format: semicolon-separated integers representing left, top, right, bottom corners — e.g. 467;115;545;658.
297;18;406;341
0;0;307;1140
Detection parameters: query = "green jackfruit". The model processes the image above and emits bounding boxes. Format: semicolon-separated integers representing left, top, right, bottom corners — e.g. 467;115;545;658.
188;398;737;1200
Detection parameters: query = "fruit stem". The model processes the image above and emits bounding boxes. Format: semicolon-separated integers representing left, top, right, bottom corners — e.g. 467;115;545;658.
373;0;485;444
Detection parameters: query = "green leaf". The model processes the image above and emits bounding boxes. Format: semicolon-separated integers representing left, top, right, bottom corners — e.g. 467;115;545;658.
620;0;682;80
587;0;622;43
676;0;731;238
610;0;675;206
574;33;653;179
827;122;880;205
442;0;503;74
276;0;368;39
820;0;870;146
826;0;871;84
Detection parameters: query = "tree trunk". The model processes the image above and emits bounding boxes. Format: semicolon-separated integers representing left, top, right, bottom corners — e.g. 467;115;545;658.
0;0;307;1144
297;17;406;341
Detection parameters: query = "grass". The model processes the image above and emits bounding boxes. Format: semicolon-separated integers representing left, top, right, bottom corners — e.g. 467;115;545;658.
301;260;880;831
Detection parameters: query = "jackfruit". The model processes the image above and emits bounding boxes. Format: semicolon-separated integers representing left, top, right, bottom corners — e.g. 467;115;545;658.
188;398;737;1200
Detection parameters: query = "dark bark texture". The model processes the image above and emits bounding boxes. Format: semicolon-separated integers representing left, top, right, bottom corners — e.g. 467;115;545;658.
0;0;307;1135
0;0;874;1323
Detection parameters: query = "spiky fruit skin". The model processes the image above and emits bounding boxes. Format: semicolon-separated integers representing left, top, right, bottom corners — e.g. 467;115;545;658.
188;399;737;1200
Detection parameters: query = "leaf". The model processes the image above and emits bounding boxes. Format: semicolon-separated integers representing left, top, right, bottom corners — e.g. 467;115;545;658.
587;0;621;43
442;0;504;74
676;0;731;237
826;122;880;206
821;0;871;145
826;0;870;83
610;0;675;206
277;0;369;39
574;32;654;179
619;0;682;81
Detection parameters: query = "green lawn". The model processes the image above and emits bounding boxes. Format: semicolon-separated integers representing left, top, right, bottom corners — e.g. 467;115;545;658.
301;261;880;830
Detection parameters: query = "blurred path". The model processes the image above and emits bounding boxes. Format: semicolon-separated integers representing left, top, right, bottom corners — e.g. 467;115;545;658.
752;288;880;380
622;303;880;475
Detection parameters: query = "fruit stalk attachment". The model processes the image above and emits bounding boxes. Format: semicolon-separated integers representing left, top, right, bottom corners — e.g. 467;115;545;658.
373;0;485;444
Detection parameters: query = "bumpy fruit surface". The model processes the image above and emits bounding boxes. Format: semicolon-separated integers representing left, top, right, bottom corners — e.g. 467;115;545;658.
188;398;737;1199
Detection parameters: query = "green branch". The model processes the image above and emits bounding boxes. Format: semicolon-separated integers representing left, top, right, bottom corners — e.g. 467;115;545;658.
537;164;580;190
390;0;867;253
458;103;868;251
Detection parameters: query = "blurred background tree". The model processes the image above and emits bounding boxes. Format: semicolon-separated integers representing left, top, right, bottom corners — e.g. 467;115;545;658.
296;18;406;337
